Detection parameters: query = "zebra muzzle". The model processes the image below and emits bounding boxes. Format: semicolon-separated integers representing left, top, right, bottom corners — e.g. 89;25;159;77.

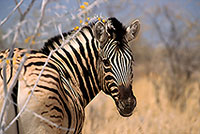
116;85;137;117
117;97;136;117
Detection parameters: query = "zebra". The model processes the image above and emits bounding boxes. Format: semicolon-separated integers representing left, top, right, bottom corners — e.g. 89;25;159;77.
0;17;140;134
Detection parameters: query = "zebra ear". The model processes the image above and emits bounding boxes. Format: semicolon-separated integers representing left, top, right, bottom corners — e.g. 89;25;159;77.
125;19;140;42
94;21;108;44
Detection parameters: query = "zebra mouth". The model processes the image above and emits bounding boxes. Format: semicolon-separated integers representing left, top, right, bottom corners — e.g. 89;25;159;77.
116;99;136;117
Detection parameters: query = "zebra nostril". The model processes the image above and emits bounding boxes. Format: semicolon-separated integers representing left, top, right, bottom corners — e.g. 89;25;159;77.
128;97;132;103
125;97;136;107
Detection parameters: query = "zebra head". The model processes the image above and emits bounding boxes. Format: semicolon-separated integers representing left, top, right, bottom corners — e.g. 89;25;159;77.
94;17;140;117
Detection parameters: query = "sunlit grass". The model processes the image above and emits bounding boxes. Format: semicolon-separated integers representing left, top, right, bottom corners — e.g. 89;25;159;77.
83;77;200;134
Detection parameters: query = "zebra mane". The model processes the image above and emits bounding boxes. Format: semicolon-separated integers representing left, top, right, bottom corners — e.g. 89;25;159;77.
40;17;102;55
89;16;126;41
40;17;127;55
40;30;74;55
106;17;126;42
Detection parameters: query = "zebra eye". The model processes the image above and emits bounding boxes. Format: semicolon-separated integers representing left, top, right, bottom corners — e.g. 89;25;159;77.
103;59;110;66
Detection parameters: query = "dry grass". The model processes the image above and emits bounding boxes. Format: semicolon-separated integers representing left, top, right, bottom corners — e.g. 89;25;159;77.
83;77;200;134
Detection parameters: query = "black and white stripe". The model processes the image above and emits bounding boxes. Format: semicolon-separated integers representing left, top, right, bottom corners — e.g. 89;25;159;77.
0;17;140;134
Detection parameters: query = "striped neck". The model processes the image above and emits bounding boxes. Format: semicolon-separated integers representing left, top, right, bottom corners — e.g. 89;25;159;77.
40;26;103;107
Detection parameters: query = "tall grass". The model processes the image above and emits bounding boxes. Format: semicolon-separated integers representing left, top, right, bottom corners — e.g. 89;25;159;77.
83;77;200;134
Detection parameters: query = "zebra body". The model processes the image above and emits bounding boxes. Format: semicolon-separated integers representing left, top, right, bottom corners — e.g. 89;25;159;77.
0;17;140;134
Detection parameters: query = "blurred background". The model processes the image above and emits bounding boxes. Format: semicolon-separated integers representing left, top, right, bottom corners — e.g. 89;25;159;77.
0;0;200;133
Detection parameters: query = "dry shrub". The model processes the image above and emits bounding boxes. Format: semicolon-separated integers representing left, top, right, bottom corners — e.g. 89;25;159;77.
132;6;200;111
